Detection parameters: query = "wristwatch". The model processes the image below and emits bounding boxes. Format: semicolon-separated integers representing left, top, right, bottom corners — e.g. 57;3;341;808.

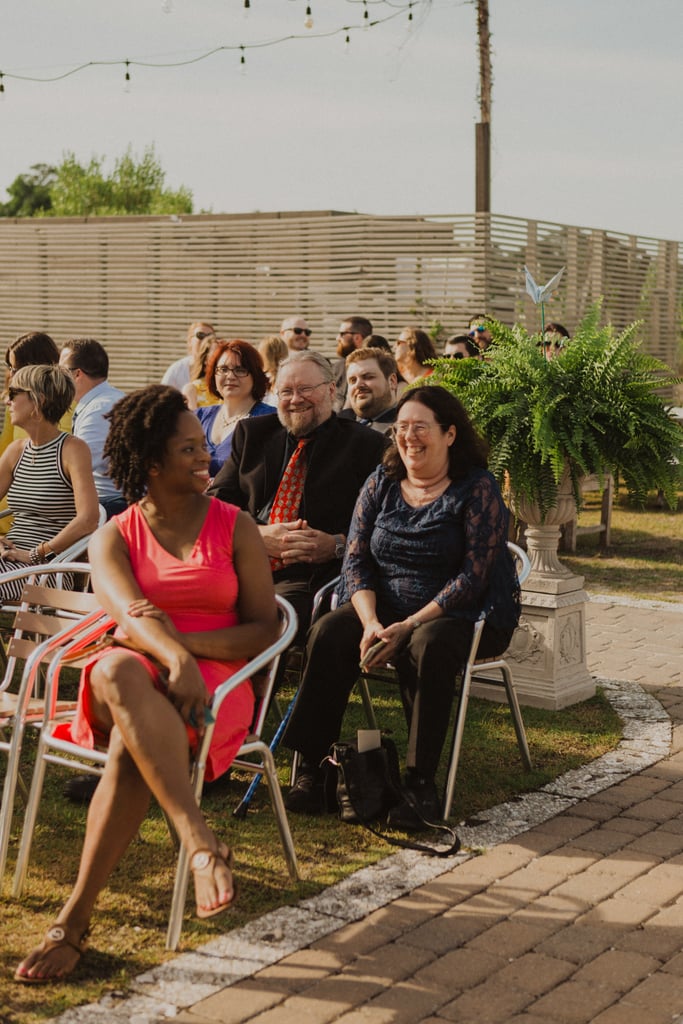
333;534;346;559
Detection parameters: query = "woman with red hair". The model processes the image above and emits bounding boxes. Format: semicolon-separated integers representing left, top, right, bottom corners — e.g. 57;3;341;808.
197;340;272;477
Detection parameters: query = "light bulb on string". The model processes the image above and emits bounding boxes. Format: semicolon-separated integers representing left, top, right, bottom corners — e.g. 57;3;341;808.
243;0;250;15
240;46;246;75
344;31;350;55
304;5;313;29
0;73;5;100
363;1;369;29
124;60;131;93
407;3;413;27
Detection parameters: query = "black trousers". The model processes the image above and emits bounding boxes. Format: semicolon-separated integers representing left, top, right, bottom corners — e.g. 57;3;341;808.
282;602;514;780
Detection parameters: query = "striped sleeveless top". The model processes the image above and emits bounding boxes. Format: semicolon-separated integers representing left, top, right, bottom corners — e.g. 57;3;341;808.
7;433;77;549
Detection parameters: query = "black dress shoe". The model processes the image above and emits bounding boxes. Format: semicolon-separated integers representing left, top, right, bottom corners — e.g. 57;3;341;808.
285;767;326;815
387;775;442;832
64;774;100;804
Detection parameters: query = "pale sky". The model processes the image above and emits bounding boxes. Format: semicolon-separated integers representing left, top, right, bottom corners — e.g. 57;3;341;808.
1;0;681;240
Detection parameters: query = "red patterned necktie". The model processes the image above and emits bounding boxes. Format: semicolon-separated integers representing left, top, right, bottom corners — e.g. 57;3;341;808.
268;438;310;570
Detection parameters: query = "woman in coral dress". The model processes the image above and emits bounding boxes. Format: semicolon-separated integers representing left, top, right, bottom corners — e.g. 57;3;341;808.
16;385;279;984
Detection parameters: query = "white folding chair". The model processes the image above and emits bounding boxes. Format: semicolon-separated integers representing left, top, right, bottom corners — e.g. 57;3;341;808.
0;563;101;882
11;595;299;952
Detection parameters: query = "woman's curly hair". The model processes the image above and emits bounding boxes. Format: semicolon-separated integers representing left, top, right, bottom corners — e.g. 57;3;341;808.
104;385;188;503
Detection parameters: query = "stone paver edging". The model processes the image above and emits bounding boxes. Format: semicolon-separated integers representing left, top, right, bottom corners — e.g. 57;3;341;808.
47;675;672;1024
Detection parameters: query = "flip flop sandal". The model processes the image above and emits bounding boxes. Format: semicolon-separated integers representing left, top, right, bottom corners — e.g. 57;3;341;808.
14;924;90;985
191;843;237;919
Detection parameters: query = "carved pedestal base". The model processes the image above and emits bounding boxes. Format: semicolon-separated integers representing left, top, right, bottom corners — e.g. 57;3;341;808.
472;577;596;710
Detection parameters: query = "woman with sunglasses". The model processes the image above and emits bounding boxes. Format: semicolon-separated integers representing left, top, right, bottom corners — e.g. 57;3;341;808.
0;332;68;534
283;386;520;828
196;340;273;478
0;364;100;601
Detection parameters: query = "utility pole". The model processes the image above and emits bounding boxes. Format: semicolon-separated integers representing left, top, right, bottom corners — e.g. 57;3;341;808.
475;0;491;212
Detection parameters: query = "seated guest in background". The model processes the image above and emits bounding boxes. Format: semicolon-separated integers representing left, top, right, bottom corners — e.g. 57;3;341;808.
182;332;220;410
443;335;480;359
394;327;437;383
15;385;278;984
363;334;391;353
162;322;215;391
258;335;289;406
209;350;385;654
332;315;373;411
59;338;127;519
339;347;398;434
467;314;494;354
540;322;570;361
0;365;100;601
280;315;312;353
283;386;521;827
1;331;65;535
196;340;272;479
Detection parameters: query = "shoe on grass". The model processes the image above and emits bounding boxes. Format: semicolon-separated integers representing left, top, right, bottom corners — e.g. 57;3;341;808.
387;775;442;832
63;775;100;805
285;765;326;815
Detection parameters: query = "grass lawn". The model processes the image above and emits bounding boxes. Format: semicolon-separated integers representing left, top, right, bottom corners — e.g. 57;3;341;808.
561;490;682;603
1;489;679;1022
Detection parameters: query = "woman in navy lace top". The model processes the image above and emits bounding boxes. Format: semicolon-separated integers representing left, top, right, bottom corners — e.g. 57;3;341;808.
283;386;521;829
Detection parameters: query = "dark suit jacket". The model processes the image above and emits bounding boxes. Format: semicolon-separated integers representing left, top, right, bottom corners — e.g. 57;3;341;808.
208;413;386;585
339;405;397;434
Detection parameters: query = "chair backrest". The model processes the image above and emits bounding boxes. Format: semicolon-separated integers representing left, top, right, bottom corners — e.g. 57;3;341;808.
52;504;107;567
0;563;98;696
213;595;298;743
507;541;531;586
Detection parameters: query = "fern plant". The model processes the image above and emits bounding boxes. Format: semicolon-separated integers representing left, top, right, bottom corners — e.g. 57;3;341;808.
430;305;682;520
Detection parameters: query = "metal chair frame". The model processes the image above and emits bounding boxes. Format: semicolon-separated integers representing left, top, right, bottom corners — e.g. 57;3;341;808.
11;595;299;952
0;563;100;882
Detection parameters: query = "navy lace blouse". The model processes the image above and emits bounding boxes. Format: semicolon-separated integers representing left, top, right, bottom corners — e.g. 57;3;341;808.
338;464;520;632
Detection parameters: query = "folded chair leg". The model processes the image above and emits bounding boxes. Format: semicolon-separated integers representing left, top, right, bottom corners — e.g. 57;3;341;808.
260;743;299;882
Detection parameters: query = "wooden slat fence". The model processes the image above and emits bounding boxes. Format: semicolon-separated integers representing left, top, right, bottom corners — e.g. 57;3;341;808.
0;210;680;394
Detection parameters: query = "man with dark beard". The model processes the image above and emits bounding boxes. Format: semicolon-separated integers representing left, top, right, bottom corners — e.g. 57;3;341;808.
209;350;385;648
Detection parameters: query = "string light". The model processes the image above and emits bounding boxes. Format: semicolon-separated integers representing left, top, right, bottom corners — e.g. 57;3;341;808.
243;0;250;11
304;5;314;30
344;31;351;54
0;2;424;92
408;2;413;25
240;45;246;74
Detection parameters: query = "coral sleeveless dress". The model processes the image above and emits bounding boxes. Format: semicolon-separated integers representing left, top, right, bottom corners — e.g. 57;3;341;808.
64;498;255;781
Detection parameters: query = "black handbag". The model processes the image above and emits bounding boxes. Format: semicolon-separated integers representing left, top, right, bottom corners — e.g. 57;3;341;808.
325;737;461;858
328;737;403;824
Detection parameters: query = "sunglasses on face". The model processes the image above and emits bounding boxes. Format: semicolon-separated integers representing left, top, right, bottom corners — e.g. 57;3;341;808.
8;387;29;401
291;327;312;337
468;325;487;335
193;331;213;341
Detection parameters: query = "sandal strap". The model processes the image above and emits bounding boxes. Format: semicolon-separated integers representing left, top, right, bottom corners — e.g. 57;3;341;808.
45;924;90;955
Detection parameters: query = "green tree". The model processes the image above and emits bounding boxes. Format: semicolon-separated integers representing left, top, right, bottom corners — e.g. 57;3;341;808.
46;145;193;216
0;163;56;216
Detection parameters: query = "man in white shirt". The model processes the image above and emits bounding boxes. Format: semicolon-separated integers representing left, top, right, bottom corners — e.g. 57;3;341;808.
59;338;126;519
161;321;215;390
